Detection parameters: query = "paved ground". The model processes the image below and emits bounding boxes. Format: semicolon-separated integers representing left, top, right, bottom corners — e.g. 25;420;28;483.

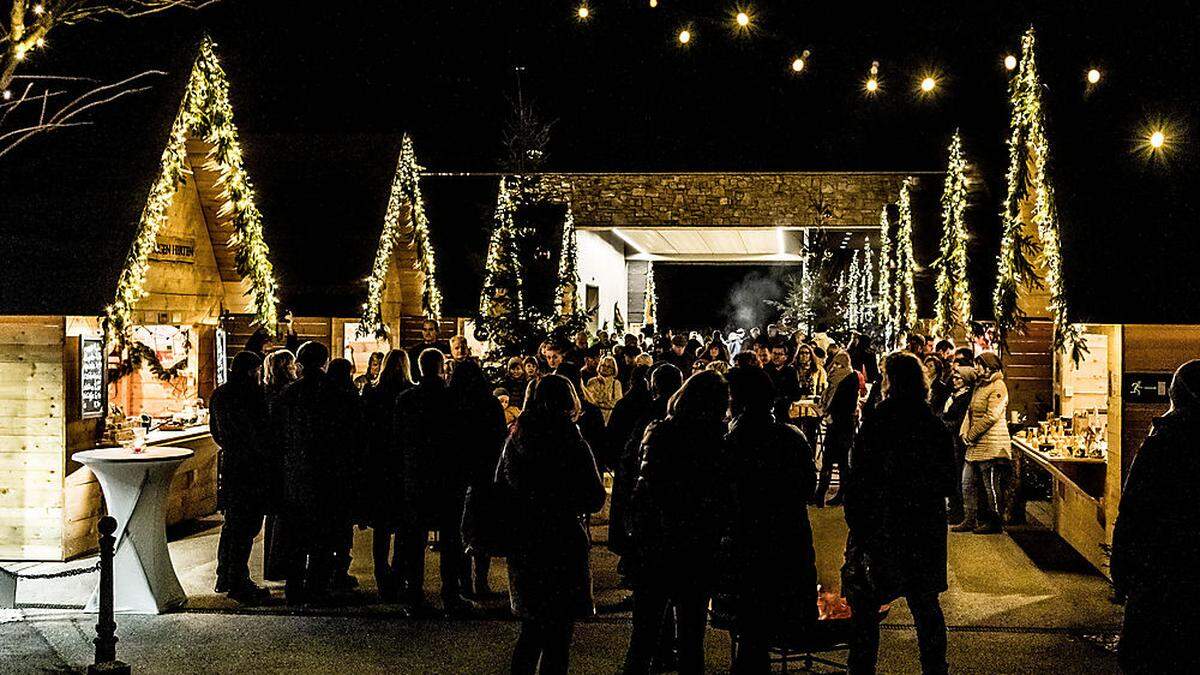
2;506;1123;673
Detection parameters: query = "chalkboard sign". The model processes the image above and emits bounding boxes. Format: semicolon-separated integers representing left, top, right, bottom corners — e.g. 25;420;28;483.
1123;372;1172;405
81;337;106;418
215;328;227;386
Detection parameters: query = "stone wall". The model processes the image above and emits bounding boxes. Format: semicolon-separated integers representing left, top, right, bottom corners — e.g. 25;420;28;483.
545;172;932;228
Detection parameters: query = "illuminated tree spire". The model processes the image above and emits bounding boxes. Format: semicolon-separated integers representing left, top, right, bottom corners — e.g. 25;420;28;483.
895;179;919;336
935;130;972;336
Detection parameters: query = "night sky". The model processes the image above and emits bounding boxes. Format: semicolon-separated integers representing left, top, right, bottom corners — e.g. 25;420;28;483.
3;1;1198;322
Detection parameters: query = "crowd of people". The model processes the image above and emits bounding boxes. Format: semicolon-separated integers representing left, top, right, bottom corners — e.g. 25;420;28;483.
206;317;1046;675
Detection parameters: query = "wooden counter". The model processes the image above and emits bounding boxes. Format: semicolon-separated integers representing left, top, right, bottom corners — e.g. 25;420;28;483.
1014;438;1110;576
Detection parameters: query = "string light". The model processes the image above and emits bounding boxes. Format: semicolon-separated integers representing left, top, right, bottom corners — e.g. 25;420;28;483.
2;90;10;100
791;49;810;73
14;45;26;61
1149;130;1166;149
1087;68;1101;84
649;0;657;6
1004;54;1017;70
865;60;880;93
35;37;45;48
33;4;45;15
736;11;750;27
577;4;589;19
920;76;937;92
678;28;691;44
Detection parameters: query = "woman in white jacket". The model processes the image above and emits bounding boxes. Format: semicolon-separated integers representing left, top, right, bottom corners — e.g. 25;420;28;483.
952;352;1011;534
585;355;623;424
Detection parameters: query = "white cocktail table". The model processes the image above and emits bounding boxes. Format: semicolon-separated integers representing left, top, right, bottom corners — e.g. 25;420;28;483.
74;446;194;614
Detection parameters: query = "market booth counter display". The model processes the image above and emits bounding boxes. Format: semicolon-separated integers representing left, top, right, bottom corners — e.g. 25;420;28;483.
0;38;279;562
1013;324;1200;576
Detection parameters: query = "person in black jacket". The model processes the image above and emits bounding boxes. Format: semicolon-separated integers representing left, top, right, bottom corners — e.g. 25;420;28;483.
723;366;818;674
814;351;859;507
940;365;976;525
603;364;652;472
448;358;509;597
363;349;414;601
624;371;730;675
262;349;297;583
1111;360;1200;675
764;344;802;429
497;374;607;675
843;352;957;675
553;361;606;463
273;341;362;605
394;348;475;616
209;350;272;604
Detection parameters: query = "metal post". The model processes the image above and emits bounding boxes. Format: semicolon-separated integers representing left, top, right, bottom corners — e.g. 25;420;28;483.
88;516;130;675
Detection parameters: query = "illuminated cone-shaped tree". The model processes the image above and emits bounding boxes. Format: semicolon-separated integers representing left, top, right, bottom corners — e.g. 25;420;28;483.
643;261;658;328
877;205;896;345
934;130;972;337
360;134;442;338
994;27;1085;361
476;177;528;357
894;179;919;338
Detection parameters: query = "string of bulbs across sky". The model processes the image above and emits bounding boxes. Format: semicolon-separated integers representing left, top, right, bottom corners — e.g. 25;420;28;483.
572;2;1170;152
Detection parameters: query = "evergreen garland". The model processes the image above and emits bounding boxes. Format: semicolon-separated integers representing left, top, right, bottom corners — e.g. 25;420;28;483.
644;261;658;328
895;178;919;337
934;130;973;336
360;134;442;338
877;205;896;344
103;36;278;381
995;27;1085;362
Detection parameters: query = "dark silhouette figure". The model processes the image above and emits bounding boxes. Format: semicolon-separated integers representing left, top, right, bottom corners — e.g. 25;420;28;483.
843;352;956;675
723;366;819;674
497;374;607;675
209;350;271;603
448;358;509;597
1112;359;1200;674
394;348;474;615
363;349;414;600
604;363;652;473
624;371;730;675
273;341;361;605
815;351;859;507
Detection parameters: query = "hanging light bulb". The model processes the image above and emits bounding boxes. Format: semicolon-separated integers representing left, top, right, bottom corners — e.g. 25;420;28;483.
2;90;11;101
866;78;878;92
736;11;750;27
33;4;45;15
649;0;657;6
865;60;880;93
791;49;811;74
920;76;937;92
678;28;691;44
577;4;589;19
1087;68;1101;84
1149;130;1165;149
1004;54;1017;70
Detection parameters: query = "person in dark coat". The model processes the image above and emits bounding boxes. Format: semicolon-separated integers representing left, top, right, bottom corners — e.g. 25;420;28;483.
723;366;818;674
842;352;957;675
394;348;475;616
603;364;651;472
448;358;509;597
553;361;606;463
496;374;607;675
623;371;730;675
363;349;414;600
209;350;272;603
814;351;860;507
406;319;450;377
323;357;361;590
764;343;803;430
273;341;362;605
261;349;296;583
1112;359;1200;675
940;365;976;525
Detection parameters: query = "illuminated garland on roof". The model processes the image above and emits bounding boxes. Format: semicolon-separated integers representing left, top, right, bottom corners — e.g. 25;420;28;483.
935;130;972;336
994;27;1085;362
103;36;278;376
360;134;442;338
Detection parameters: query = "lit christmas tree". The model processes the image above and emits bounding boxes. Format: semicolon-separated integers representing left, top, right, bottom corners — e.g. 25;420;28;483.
934;130;972;337
895;179;919;337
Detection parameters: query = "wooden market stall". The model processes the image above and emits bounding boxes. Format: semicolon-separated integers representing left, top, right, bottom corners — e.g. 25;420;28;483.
0;38;279;561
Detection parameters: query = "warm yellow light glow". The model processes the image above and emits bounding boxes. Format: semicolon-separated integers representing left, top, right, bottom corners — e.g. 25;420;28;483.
736;11;750;26
649;0;657;6
1;90;11;101
14;46;26;61
1150;130;1165;149
1004;55;1017;70
866;77;878;92
33;4;44;15
792;58;804;72
1087;68;1101;84
577;5;589;19
35;37;45;48
678;29;691;44
921;76;936;92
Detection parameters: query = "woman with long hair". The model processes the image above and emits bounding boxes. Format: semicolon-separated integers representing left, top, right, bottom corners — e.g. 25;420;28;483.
843;352;956;674
364;349;414;600
623;371;730;675
262;349;297;582
794;342;827;396
953;352;1011;535
497;374;606;675
585;355;623;424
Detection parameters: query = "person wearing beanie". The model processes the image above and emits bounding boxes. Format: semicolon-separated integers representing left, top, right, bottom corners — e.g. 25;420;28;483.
953;352;1010;534
1112;359;1200;674
209;350;271;604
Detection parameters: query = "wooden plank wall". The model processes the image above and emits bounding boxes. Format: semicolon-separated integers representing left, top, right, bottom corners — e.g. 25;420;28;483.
1005;318;1054;422
0;317;66;561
